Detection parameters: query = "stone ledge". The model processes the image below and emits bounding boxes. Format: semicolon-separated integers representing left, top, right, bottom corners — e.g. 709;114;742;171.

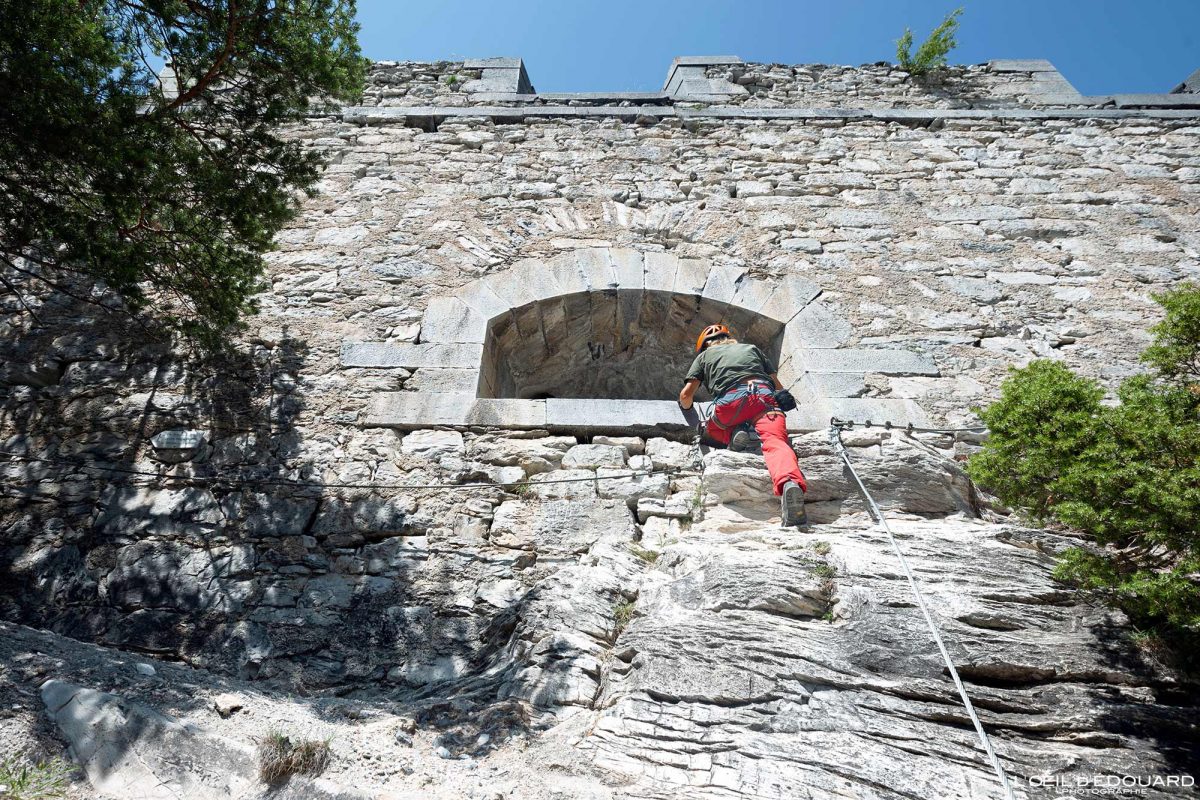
362;393;928;434
342;105;1200;126
987;59;1059;73
1111;94;1200;109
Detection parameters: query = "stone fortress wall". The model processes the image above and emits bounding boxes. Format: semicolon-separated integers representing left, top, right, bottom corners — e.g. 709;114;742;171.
2;55;1199;798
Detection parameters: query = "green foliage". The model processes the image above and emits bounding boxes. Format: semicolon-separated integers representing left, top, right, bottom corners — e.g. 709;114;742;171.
613;598;637;634
257;730;331;784
629;544;660;564
896;8;963;77
0;1;367;345
967;284;1200;657
1142;283;1200;383
0;754;73;800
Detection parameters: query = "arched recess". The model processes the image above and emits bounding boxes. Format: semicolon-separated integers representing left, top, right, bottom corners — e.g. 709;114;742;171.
345;248;937;433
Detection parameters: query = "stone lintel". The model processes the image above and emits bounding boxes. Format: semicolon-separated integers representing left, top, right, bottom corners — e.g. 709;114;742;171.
341;342;482;369
365;394;692;432
546;399;684;430
361;391;926;434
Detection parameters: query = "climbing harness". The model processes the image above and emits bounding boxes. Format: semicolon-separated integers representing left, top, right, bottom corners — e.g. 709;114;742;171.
828;419;1016;800
705;379;775;433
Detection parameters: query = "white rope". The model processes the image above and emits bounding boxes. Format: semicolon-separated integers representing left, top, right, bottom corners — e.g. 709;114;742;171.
828;424;1017;800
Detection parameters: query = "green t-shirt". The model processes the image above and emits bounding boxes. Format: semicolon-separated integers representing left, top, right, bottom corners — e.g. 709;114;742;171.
684;342;776;397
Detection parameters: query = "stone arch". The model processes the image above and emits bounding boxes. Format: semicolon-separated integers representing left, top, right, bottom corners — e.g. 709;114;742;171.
348;248;937;432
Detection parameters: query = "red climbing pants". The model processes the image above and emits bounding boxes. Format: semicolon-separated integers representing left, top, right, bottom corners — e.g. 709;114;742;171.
704;382;807;496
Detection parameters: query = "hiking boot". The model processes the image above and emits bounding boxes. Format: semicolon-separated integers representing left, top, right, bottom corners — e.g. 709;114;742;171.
781;481;809;527
729;426;755;452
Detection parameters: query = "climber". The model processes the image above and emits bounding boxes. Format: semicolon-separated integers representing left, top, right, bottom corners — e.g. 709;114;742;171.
678;324;809;527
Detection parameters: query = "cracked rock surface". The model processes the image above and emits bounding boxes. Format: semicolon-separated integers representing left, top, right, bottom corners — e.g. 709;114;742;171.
2;431;1194;800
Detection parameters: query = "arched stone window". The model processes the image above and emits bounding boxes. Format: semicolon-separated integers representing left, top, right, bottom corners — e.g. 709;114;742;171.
342;248;937;433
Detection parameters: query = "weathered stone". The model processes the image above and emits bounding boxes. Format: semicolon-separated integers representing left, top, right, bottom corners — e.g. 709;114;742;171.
529;468;597;500
401;429;465;459
644;438;697;472
561;444;627;469
597;467;670;507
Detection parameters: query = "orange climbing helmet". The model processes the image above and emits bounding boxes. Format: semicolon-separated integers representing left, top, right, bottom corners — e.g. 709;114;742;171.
695;323;731;352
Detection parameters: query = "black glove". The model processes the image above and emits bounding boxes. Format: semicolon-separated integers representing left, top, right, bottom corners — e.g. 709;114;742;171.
774;389;797;412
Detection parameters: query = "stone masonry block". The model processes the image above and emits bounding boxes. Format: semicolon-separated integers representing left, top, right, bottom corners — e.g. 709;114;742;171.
480;269;537;313
643;251;685;293
729;274;778;317
758;275;822;323
420;297;487;344
701;265;749;308
796;349;939;376
546;252;591;295
546;399;690;429
608;248;645;291
458;279;513;322
466;399;546;427
575;248;618;290
783;302;853;350
365;392;473;427
504;259;568;303
406;368;483;393
671;257;709;297
341;342;483;369
802;372;868;398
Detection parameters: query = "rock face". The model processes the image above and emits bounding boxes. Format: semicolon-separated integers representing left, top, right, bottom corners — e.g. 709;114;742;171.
5;431;1197;799
1;56;1199;798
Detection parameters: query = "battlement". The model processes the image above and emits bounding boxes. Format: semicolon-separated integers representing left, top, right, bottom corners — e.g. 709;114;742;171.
355;55;1200;113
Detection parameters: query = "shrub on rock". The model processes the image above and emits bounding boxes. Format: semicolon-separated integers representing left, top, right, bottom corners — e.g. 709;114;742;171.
968;284;1200;663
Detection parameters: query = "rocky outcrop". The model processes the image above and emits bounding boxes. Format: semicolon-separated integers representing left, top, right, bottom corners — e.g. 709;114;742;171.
40;680;369;800
4;430;1194;799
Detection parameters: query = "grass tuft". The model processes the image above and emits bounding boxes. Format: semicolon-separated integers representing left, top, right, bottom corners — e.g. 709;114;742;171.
257;731;331;784
629;545;659;564
613;599;637;635
0;754;73;800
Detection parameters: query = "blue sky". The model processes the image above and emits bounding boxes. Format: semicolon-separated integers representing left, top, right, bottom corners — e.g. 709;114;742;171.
355;0;1199;96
